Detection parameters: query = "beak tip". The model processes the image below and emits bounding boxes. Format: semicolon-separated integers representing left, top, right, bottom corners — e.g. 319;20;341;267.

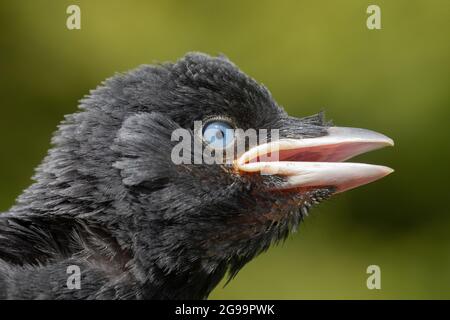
333;164;394;194
385;138;395;147
384;166;395;176
373;132;394;148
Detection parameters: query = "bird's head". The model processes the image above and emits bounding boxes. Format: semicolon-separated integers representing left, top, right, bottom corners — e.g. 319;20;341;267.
27;52;393;297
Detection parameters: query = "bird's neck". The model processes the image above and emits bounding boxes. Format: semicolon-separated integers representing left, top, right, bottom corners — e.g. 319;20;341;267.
137;264;228;299
11;180;229;300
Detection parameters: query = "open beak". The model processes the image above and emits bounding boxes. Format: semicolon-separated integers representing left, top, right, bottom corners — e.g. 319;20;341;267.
236;127;394;193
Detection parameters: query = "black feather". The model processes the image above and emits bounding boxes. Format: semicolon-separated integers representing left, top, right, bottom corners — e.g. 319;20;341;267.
0;52;329;299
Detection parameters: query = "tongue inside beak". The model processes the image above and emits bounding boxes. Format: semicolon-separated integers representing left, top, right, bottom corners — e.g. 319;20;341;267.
236;127;394;193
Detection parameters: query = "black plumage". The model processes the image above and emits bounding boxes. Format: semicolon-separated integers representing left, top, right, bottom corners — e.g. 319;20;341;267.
0;52;393;299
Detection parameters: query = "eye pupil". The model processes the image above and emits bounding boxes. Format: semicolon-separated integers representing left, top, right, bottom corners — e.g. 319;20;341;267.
215;130;224;139
203;121;234;149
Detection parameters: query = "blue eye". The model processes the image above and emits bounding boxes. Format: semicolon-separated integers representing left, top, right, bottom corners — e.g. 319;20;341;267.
202;121;234;149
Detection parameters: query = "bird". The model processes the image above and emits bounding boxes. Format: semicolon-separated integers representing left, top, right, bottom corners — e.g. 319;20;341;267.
0;52;394;299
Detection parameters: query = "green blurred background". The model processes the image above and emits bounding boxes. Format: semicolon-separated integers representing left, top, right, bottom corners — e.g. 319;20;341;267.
0;0;449;299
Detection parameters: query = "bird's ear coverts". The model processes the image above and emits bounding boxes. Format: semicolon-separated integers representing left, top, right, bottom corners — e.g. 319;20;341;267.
112;112;182;186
